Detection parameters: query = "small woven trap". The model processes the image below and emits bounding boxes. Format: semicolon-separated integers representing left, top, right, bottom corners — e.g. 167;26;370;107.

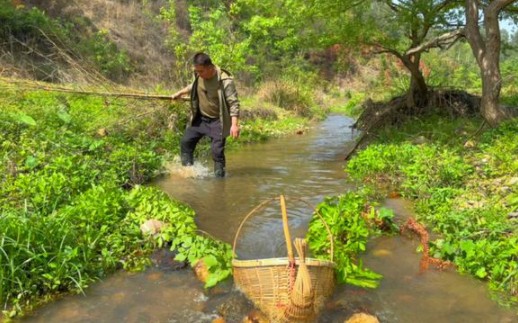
232;195;336;322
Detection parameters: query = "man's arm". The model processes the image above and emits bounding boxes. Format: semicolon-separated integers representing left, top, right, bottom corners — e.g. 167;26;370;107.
222;78;240;138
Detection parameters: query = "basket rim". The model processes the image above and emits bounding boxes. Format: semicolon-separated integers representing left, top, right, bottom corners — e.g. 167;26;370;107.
232;257;336;268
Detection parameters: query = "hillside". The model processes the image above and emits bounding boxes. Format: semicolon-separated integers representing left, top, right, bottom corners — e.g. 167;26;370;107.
2;0;186;87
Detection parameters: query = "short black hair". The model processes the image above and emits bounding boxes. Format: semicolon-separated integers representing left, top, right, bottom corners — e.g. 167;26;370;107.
193;52;213;66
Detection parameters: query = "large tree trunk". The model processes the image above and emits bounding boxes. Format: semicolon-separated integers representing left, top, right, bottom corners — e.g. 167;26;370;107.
480;60;508;125
403;53;428;109
465;0;516;126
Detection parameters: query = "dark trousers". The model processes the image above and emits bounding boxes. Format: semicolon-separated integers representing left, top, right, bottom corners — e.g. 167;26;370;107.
180;116;226;166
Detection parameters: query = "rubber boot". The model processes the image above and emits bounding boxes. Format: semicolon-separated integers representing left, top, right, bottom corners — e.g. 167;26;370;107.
181;153;193;166
214;161;225;178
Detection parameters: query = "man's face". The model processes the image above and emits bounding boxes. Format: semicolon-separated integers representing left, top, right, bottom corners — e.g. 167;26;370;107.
194;64;216;80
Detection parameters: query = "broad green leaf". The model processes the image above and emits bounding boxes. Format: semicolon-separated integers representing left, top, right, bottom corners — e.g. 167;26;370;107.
175;253;187;262
16;113;37;126
203;255;219;269
475;267;487;278
57;110;72;124
25;156;39;169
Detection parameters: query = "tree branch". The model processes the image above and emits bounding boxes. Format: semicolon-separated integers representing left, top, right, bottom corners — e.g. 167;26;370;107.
406;28;465;56
369;43;405;60
465;0;485;65
487;0;517;13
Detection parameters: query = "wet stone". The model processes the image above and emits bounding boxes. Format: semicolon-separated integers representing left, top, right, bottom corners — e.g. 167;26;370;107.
210;291;254;323
146;271;163;282
243;309;269;323
371;249;392;257
207;278;234;296
193;258;210;284
212;316;226;323
140;219;166;236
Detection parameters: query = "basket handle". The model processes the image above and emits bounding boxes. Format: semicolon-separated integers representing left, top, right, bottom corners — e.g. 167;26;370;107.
232;196;334;262
280;195;294;263
232;197;277;257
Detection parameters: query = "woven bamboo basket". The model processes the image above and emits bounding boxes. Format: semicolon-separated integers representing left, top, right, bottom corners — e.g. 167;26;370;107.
232;195;336;322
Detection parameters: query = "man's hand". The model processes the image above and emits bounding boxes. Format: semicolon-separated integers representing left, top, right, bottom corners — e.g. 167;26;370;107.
230;123;240;139
230;116;240;138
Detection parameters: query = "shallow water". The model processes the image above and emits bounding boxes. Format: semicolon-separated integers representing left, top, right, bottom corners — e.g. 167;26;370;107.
24;115;517;322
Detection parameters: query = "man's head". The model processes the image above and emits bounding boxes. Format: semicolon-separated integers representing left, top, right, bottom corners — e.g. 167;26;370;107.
193;52;216;80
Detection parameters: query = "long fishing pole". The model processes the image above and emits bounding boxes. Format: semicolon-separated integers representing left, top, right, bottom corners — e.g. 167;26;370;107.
0;77;189;101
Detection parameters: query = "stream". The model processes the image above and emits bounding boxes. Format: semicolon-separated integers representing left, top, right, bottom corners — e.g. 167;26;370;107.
24;115;517;322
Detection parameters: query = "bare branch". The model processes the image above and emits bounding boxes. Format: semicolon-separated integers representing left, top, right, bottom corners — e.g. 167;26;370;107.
435;0;459;12
487;0;517;13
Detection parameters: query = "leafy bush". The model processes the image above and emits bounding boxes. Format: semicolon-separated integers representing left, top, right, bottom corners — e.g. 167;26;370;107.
0;1;56;43
125;186;233;288
78;30;132;81
399;146;473;197
340;92;366;117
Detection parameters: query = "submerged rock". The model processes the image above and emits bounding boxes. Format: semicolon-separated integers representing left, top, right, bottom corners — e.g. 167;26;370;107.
345;312;380;323
243;309;269;323
214;291;254;323
371;248;392;257
150;248;187;271
212;316;226;323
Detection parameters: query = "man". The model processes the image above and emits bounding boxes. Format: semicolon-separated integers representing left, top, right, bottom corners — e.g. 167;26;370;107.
171;52;240;177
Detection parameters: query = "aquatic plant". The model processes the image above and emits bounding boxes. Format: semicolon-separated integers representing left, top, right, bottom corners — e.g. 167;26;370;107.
307;190;399;288
345;116;518;306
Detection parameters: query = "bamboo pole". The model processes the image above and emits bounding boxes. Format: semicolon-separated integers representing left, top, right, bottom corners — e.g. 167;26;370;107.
0;77;188;101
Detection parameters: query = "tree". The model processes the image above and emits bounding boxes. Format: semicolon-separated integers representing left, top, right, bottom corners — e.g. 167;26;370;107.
230;0;317;77
311;0;465;108
371;1;466;108
464;0;518;126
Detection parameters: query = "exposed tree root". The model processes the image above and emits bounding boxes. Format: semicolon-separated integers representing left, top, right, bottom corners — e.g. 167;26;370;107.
344;89;481;160
401;217;454;272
